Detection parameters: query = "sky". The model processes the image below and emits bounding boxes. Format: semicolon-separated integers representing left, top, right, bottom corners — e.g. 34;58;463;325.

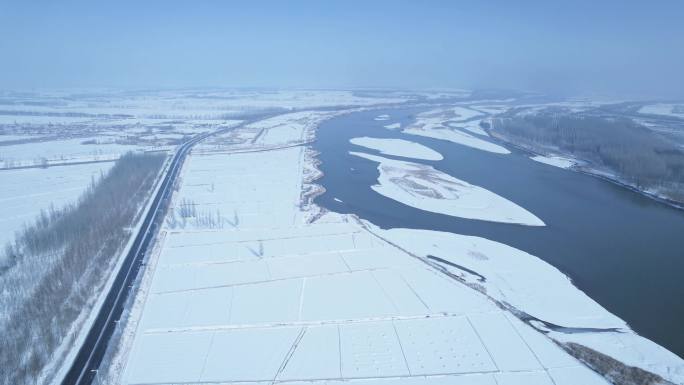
0;0;683;98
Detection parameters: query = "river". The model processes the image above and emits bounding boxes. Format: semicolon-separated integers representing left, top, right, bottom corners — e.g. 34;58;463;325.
314;107;684;358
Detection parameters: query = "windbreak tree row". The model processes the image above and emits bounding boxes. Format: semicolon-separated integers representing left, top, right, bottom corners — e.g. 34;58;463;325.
0;151;166;385
490;113;684;202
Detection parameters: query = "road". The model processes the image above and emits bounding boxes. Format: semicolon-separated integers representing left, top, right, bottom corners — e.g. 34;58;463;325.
59;126;232;385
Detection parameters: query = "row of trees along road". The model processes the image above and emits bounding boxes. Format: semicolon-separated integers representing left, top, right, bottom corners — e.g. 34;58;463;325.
0;151;166;385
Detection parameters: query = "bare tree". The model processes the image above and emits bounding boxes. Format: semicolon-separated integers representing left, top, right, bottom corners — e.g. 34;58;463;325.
491;111;684;202
0;151;166;385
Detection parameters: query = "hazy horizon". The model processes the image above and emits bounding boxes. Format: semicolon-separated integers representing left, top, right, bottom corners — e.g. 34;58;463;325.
1;0;683;99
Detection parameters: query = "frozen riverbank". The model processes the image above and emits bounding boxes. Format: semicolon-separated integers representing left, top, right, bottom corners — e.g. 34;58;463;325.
531;154;576;169
365;225;684;384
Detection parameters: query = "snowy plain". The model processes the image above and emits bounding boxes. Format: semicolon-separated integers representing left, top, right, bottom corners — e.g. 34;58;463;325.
110;108;621;385
14;91;673;385
0;162;113;246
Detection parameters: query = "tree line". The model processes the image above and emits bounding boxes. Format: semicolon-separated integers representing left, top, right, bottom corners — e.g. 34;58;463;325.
490;111;684;202
0;151;166;385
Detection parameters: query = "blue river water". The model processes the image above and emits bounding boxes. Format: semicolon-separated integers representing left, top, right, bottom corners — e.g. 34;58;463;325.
313;107;684;358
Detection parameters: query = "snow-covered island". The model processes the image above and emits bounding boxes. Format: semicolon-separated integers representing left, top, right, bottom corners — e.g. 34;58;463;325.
531;154;576;169
350;136;443;160
350;151;545;226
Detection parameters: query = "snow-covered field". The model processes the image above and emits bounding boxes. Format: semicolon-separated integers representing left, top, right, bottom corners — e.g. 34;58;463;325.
367;227;684;383
350;137;443;160
0;89;420;385
196;110;341;154
0;88;406;169
0;162;113;246
350;152;544;226
9;92;672;385
109;109;628;385
0;138;143;168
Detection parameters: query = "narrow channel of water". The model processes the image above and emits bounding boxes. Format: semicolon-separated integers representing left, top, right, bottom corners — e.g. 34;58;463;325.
314;107;684;358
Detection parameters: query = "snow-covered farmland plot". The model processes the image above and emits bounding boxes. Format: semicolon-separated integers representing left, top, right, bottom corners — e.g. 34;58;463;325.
0;162;113;246
0;138;143;169
117;114;608;385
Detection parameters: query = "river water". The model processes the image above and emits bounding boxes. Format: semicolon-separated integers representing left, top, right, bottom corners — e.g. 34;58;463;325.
313;107;684;358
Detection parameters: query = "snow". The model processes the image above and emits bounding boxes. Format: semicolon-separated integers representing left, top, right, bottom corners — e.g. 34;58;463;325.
365;225;684;384
340;322;409;378
548;365;610;385
551;329;684;383
201;327;301;382
277;325;341;380
302;271;398;321
0;89;405;123
108;102;684;385
495;371;555;385
469;105;509;115
196;110;341;154
0;138;142;168
0;114;96;125
350;137;443;160
14;95;668;385
392;316;496;374
123;331;213;383
0;134;46;142
404;126;509;154
402;107;509;154
451;106;483;122
350;152;545;226
466;312;542;371
117;110;606;385
230;279;303;324
365;226;624;329
639;103;684;118
0;162;113;246
531;155;575;169
448;120;489;136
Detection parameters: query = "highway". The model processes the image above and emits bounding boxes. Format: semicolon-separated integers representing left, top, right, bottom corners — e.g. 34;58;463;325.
59;126;232;385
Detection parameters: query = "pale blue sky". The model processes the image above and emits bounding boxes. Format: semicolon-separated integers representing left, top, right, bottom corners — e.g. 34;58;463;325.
0;0;682;98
